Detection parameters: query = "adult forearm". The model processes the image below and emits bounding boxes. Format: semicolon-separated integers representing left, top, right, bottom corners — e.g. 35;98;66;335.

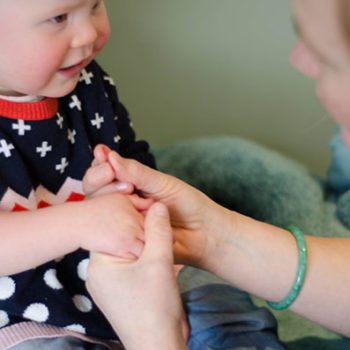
203;211;298;301
201;207;350;336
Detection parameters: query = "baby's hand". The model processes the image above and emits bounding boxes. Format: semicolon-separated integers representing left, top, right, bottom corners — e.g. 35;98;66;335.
76;193;150;259
83;144;134;198
80;145;154;259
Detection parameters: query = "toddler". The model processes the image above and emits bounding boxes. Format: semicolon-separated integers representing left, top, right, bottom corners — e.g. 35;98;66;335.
0;0;155;348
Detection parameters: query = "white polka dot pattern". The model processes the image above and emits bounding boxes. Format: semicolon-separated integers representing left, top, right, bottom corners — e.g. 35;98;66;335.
77;258;89;281
23;303;49;322
0;310;9;327
44;269;63;290
0;277;15;300
65;323;86;334
72;295;93;313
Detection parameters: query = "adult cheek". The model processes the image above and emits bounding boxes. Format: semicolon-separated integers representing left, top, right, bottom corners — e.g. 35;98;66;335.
316;82;350;148
341;128;350;148
289;40;320;78
316;79;346;119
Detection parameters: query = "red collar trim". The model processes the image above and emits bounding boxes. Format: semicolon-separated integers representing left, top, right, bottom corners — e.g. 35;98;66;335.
0;98;58;120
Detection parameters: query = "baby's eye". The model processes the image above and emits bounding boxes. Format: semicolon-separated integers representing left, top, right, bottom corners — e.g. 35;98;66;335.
50;14;68;24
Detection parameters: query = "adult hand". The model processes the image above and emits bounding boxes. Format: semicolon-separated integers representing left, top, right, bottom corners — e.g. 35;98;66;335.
86;202;188;350
84;146;234;267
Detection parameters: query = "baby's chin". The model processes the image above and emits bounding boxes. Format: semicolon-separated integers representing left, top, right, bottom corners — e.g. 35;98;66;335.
41;79;81;99
0;87;25;97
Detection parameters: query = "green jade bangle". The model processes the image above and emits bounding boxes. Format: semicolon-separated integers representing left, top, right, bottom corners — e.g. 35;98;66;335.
267;226;308;310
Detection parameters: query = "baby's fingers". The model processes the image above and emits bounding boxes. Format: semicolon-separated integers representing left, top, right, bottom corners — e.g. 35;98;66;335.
84;162;134;196
83;162;115;195
93;144;111;164
117;237;145;259
128;194;154;211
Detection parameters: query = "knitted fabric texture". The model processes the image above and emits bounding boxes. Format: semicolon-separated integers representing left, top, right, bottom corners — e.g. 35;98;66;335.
0;60;155;340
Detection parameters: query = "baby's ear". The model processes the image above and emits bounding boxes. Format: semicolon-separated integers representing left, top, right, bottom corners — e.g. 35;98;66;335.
93;144;112;164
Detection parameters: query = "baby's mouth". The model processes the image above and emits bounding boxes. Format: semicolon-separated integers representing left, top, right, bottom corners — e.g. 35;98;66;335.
60;61;83;71
58;61;85;78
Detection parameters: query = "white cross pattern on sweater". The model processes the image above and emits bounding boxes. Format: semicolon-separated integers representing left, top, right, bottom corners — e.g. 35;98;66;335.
91;113;104;129
79;69;94;85
55;157;69;174
0;140;14;158
103;76;115;86
69;95;82;111
67;129;76;144
12;120;31;136
36;141;52;158
56;113;64;129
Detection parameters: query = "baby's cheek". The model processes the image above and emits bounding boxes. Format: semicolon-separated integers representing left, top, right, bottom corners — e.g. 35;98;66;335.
94;23;111;56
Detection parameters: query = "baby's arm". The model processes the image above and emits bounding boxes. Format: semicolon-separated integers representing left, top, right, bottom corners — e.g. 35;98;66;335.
0;193;150;276
0;203;79;275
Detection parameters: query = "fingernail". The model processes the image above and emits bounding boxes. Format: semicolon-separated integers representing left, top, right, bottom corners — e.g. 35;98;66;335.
115;182;129;191
154;203;168;217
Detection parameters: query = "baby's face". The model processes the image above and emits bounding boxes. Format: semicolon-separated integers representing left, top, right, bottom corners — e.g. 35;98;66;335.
0;0;110;98
290;0;350;147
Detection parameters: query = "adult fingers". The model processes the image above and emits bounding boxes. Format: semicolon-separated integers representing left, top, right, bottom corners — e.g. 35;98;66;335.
83;162;135;196
108;151;172;199
142;202;174;262
86;181;135;198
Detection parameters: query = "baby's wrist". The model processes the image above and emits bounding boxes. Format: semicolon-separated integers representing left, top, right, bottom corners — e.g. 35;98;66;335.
60;200;88;252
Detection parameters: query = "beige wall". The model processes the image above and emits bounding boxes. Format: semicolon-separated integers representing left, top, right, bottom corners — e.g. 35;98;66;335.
98;0;335;176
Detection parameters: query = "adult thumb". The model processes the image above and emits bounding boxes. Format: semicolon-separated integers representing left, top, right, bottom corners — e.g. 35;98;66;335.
107;151;170;199
142;202;174;262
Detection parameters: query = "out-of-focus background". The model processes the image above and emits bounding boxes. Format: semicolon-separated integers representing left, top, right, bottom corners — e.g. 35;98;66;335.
99;0;335;177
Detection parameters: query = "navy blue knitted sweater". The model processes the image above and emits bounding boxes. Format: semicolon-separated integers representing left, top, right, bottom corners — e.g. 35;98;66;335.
0;60;155;340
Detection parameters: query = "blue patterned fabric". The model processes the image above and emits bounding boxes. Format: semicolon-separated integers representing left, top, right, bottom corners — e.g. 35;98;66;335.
178;267;288;350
